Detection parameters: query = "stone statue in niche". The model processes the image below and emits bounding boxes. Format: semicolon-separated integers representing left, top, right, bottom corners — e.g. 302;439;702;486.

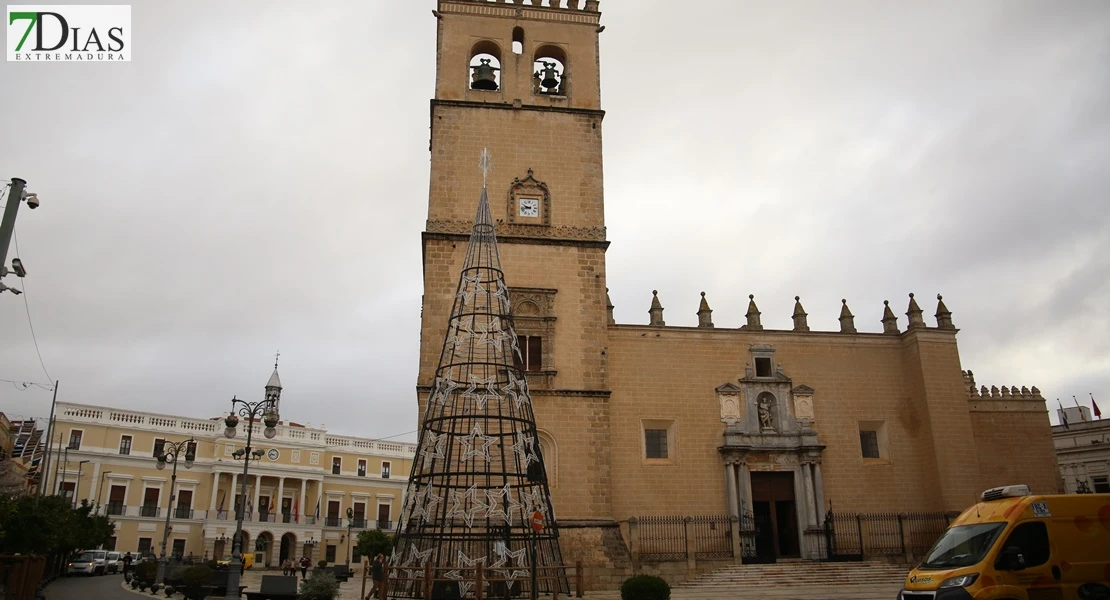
758;397;775;431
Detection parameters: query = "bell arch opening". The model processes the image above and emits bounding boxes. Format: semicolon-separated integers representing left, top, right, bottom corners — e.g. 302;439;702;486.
512;27;524;55
533;45;567;95
470;40;502;91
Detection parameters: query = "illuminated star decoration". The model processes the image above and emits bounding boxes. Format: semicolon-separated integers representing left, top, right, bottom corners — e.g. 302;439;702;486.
446;316;475;353
456;273;485;307
501;370;521;410
402;543;434;569
459;423;498;463
411;484;442;524
510;434;539;467
494;279;512;312
448;485;488;528
453;550;488;597
420;431;447;462
474;317;504;350
462;375;500;410
431;376;460;406
521;485;550;522
399;482;417;524
485;483;522;525
491;541;528;569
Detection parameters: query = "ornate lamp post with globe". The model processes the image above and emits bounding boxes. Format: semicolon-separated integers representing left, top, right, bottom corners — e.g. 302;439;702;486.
155;438;196;584
223;394;279;600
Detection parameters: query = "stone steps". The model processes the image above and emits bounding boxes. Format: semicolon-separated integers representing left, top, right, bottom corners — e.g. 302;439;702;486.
679;561;909;589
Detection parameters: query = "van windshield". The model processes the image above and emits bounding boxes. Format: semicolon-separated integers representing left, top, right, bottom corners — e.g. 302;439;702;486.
77;552;97;562
920;522;1006;570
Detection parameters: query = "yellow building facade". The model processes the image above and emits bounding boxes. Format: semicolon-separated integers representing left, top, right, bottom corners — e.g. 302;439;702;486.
45;367;415;568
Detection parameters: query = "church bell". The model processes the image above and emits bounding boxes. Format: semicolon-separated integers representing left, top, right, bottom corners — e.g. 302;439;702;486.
471;58;499;91
537;61;560;92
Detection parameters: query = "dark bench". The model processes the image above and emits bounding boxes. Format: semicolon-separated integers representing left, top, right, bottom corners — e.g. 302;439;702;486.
328;565;353;583
243;575;299;600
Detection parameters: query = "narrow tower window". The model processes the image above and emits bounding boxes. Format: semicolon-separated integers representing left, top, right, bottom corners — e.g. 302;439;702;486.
533;45;568;95
512;27;524;55
469;40;502;91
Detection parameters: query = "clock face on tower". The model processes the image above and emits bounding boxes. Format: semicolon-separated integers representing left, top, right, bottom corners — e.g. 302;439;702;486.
518;198;540;218
267;448;279;461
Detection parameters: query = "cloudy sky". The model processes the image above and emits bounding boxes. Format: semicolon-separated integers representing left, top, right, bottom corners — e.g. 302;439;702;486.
1;0;1107;440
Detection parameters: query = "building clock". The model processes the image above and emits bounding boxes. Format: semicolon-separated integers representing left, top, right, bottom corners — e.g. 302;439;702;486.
518;197;540;218
267;448;279;461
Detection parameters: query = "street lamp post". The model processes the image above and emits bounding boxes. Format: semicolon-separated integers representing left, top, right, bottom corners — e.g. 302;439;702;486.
95;470;112;513
223;394;280;600
154;439;196;584
344;507;354;570
73;460;90;509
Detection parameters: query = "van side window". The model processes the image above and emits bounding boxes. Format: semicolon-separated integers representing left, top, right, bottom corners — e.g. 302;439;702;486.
1000;521;1050;567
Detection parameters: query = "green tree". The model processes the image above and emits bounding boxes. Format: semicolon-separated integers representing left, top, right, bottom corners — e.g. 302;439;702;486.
0;494;114;556
354;529;393;561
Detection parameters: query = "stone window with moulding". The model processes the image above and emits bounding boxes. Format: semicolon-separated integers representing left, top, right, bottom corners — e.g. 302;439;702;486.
859;420;890;463
642;419;676;464
509;287;557;388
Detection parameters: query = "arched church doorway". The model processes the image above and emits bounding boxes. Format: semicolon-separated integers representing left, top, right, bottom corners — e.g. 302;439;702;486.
280;533;297;564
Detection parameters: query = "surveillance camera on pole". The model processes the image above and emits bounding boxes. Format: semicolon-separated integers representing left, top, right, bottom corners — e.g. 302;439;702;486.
1;178;40;280
23;192;40;209
11;258;26;277
0;281;21;295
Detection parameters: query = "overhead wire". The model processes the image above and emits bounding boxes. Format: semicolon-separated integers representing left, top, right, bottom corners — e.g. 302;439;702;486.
12;228;53;382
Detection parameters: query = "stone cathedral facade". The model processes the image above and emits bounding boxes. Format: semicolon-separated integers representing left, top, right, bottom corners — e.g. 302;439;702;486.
415;0;1060;574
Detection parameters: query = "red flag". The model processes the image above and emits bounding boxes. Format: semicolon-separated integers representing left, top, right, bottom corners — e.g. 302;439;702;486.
294;499;300;522
1093;394;1102;419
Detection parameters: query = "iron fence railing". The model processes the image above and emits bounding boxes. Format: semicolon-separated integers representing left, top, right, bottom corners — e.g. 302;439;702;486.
688;515;733;559
825;511;958;562
635;515;687;562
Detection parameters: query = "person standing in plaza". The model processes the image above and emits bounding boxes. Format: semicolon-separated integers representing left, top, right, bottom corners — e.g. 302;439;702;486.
367;553;385;599
299;555;310;579
122;552;133;577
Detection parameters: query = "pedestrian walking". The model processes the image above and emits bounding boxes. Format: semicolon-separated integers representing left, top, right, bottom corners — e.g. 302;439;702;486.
299;555;310;579
367;553;385;599
122;552;133;577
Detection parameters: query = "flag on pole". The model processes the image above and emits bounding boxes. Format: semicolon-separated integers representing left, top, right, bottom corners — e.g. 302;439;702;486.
217;491;225;512
1058;399;1069;429
293;498;299;522
1074;396;1088;421
1093;393;1102;420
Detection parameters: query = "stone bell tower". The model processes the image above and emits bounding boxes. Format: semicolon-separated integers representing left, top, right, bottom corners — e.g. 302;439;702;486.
417;0;614;529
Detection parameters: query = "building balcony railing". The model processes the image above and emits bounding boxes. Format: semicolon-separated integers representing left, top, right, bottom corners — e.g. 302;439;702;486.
351;519;368;529
376;520;393;530
173;507;194;520
281;512;294;524
303;516;317;526
106;502;125;516
324;516;342;528
139;505;159;518
258;512;276;523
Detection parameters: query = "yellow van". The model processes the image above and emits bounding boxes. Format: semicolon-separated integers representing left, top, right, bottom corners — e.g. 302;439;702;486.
215;552;255;570
899;485;1110;600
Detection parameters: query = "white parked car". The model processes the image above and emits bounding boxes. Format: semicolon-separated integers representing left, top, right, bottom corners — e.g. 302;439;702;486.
105;551;122;574
67;550;108;576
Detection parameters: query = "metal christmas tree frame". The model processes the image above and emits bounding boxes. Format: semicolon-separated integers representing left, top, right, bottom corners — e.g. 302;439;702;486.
390;150;568;598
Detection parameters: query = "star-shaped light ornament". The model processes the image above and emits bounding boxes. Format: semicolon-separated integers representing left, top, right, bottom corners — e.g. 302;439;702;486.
448;485;488;528
459;422;498;463
494;279;512;312
399;483;417;524
474;317;504;350
410;484;442;524
510;434;539;467
420;431;447;462
402;543;434;569
521;486;550;522
491;541;528;568
462;375;500;410
456;273;482;306
485;483;522;525
453;550;488;597
431;376;460;406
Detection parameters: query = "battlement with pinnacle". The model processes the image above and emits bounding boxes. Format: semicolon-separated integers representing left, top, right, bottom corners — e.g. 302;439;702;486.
962;370;1044;403
440;0;602;23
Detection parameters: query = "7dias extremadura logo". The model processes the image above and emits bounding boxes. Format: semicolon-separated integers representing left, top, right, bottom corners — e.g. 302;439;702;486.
7;5;130;62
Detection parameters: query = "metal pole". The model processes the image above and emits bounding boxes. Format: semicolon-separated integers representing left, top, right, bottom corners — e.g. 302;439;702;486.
50;431;61;495
74;460;89;509
38;381;59;497
0;177;26;270
531;528;538;600
59;447;68;500
157;455;179;584
96;470;111;510
226;415;255;600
